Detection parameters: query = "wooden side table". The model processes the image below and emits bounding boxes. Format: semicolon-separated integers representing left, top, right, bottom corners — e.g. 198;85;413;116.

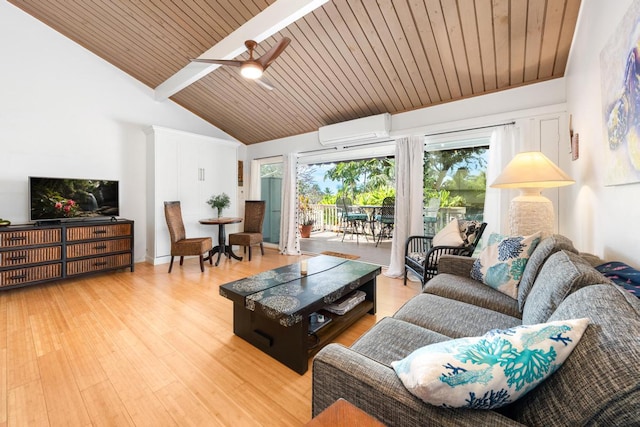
307;399;385;426
199;217;243;266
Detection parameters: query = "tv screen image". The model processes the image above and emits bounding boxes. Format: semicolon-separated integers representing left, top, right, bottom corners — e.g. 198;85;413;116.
29;177;119;221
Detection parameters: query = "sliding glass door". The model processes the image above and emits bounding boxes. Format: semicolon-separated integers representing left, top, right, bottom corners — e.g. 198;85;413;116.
258;160;283;244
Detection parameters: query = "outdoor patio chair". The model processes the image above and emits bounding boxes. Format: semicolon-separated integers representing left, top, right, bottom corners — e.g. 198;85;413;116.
375;196;395;247
423;197;440;236
336;197;369;244
404;220;487;286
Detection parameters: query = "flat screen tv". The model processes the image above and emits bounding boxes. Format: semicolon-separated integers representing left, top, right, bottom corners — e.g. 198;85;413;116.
29;177;119;221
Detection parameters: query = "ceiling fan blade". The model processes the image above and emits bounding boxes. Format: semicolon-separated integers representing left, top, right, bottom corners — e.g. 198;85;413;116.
257;37;291;70
255;78;275;91
190;58;243;67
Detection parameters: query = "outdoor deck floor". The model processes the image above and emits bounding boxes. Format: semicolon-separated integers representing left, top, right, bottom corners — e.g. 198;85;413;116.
300;230;392;266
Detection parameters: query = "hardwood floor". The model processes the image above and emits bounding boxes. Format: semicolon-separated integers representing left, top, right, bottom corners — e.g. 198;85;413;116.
0;249;421;426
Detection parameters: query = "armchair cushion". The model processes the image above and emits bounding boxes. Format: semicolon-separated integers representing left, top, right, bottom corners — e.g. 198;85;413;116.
432;218;464;247
471;232;542;299
459;220;483;247
392;318;589;409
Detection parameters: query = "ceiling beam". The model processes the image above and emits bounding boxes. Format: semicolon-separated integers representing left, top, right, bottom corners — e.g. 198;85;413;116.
154;0;329;101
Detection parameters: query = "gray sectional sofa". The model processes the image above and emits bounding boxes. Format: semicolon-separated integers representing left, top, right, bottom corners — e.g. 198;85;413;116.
312;235;640;426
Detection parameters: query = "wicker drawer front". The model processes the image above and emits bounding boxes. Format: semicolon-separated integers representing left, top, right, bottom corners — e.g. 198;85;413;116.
66;238;131;259
66;224;132;242
66;253;132;276
0;229;62;248
0;264;62;287
0;246;62;267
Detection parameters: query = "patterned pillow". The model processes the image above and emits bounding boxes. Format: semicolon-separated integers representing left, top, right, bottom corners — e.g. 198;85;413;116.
392;318;589;409
432;218;464;247
459;220;482;247
470;232;542;299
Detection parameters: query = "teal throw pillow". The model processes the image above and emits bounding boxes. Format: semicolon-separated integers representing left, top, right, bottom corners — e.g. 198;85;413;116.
470;232;542;298
392;318;589;409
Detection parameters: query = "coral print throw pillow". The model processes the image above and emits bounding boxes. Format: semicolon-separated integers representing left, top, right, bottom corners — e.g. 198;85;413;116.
470;232;542;298
392;318;589;409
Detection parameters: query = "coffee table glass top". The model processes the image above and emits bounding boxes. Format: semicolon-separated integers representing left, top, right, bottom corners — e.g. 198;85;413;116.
219;255;381;327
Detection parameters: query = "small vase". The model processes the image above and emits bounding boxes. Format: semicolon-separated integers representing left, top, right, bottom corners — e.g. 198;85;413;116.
217;208;222;218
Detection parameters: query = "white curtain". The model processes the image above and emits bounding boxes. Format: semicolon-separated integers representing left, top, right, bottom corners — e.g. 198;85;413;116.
385;135;424;278
279;153;300;255
484;125;520;237
249;159;261;200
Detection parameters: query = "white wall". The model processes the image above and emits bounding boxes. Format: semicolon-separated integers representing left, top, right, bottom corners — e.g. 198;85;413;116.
248;79;568;161
563;0;640;264
0;1;237;262
247;79;570;239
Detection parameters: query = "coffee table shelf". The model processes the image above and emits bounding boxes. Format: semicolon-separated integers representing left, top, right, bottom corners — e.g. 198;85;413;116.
309;301;374;358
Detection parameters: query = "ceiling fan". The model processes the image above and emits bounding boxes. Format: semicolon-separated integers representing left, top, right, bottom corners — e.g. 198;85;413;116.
191;37;291;90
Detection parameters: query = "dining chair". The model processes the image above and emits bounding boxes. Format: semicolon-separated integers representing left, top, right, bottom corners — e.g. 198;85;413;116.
164;201;213;273
228;200;266;261
375;196;395;247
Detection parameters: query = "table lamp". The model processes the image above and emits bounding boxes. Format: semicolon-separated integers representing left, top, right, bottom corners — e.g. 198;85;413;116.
490;151;574;237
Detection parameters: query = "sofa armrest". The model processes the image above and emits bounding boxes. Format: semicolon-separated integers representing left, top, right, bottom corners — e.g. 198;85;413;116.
437;254;477;276
312;344;524;427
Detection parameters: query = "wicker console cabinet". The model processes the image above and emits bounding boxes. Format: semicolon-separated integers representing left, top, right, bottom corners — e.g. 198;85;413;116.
0;220;134;290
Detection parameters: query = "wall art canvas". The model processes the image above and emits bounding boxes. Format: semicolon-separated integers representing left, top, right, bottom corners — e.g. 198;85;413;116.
600;0;640;185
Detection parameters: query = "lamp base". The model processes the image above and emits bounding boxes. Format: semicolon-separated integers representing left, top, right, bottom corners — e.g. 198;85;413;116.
508;194;553;237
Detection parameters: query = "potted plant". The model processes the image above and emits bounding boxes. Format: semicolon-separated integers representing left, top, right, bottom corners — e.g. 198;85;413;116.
298;195;314;238
207;192;231;217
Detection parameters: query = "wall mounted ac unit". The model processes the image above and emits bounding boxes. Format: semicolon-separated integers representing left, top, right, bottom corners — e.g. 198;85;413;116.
318;113;391;147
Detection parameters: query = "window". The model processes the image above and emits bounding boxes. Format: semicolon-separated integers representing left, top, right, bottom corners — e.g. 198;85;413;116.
424;141;489;230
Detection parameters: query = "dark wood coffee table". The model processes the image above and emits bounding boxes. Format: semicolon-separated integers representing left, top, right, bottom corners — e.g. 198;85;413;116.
219;256;381;374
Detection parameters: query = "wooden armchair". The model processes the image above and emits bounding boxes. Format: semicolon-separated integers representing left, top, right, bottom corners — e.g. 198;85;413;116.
404;221;487;286
164;201;213;273
229;200;266;261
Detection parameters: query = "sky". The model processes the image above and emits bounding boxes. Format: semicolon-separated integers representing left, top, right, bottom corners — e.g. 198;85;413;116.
309;164;341;193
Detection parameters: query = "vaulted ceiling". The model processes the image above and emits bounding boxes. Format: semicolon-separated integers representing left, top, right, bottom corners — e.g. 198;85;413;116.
9;0;581;145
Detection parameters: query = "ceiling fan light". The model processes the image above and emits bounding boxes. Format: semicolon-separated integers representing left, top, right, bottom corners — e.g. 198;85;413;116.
240;62;263;79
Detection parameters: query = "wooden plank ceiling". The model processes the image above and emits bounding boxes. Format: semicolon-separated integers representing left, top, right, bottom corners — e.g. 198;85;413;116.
9;0;581;145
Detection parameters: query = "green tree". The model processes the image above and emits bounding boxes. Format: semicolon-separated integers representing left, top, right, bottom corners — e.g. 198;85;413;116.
424;147;488;191
324;158;395;200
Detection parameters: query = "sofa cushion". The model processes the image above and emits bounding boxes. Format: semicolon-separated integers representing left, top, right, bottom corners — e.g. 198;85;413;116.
350;317;450;366
423;273;521;318
393;294;521;338
507;284;640;426
522;250;609;325
432;218;464;247
517;234;577;312
392;318;589;409
470;232;541;299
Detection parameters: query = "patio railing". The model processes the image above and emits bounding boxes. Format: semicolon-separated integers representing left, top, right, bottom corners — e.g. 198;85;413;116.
308;204;340;232
306;204;478;235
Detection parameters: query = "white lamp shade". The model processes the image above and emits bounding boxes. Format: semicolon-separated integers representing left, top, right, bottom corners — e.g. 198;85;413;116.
490;151;574;189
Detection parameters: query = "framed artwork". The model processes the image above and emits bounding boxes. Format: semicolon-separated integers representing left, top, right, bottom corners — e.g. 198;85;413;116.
600;0;640;185
238;160;244;186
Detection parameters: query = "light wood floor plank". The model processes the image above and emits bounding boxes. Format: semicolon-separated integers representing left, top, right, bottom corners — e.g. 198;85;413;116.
80;380;134;427
0;249;421;425
6;329;39;390
37;349;91;427
7;379;48;427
